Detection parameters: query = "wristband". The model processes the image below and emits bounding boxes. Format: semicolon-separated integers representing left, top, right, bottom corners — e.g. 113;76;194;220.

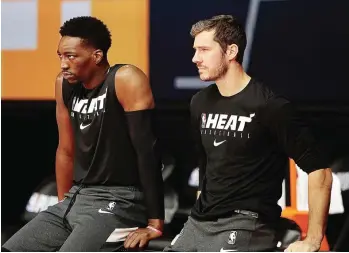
147;225;163;235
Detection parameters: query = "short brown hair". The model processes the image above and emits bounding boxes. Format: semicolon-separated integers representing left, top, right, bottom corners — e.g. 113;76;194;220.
190;15;246;64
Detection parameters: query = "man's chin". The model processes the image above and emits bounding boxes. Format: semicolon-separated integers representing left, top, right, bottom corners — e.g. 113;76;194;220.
66;78;79;84
199;75;213;82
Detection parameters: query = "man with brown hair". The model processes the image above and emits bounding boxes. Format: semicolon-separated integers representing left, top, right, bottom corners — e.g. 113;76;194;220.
164;15;332;252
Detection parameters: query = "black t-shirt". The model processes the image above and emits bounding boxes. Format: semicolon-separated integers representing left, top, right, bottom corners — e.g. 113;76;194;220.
190;78;330;222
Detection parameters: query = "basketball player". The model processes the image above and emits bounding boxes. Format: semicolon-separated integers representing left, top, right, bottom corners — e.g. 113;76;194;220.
3;16;164;251
165;15;333;252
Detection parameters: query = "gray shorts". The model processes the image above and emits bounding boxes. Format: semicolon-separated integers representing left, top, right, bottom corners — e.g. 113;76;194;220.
165;212;277;252
3;185;148;252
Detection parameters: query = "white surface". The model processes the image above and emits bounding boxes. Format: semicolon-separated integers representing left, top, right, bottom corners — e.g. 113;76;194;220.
2;0;38;50
61;0;91;25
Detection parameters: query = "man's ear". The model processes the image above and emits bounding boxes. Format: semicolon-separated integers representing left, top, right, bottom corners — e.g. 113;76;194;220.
226;44;238;61
93;49;104;65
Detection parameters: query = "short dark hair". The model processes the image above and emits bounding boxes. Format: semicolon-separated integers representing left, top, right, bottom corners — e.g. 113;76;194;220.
190;15;246;64
59;16;112;55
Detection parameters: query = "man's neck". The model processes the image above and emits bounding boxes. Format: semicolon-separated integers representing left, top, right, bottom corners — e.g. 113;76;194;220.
83;63;110;90
215;62;251;97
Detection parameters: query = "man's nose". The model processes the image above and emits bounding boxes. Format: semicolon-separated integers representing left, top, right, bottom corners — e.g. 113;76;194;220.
192;51;201;64
60;59;69;70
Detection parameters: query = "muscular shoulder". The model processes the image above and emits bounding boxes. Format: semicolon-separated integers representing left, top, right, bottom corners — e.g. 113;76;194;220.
114;64;154;111
114;64;148;89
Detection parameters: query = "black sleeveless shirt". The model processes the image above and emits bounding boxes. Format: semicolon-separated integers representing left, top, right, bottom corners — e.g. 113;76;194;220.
62;64;140;186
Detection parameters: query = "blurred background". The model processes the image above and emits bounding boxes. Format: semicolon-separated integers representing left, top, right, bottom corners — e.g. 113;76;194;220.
2;0;349;251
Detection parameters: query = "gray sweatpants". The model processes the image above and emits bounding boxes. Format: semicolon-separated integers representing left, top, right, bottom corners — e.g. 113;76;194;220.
3;185;148;252
165;212;277;252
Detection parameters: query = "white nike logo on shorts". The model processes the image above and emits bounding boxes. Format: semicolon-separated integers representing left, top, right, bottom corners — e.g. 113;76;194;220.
98;209;114;215
220;248;238;252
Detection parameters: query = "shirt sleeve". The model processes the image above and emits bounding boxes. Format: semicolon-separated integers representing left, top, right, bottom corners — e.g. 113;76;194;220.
190;95;207;190
260;95;331;173
124;109;164;219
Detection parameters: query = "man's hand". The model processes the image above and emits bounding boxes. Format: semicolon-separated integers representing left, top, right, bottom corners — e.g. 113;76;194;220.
124;226;162;250
285;239;321;252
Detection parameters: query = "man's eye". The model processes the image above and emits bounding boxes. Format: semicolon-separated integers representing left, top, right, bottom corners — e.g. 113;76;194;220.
68;55;76;59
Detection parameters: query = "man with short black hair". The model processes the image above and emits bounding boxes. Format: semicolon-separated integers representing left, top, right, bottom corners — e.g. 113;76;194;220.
3;16;164;252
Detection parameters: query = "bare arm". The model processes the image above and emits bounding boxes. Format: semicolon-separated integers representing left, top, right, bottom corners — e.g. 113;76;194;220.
305;168;332;246
116;65;164;249
55;74;74;200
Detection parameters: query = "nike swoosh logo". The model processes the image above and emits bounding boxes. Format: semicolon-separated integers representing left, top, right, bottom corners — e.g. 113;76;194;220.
220;248;237;252
213;140;226;147
98;209;114;215
80;122;91;130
